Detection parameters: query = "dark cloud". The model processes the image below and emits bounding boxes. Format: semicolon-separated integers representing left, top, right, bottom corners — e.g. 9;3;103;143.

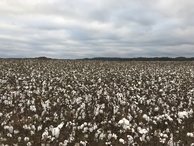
0;0;194;59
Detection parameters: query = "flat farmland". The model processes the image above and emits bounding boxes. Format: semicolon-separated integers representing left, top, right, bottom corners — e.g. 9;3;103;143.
0;59;194;146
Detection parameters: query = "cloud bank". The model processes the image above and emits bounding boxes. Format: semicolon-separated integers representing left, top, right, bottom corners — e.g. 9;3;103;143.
0;0;194;59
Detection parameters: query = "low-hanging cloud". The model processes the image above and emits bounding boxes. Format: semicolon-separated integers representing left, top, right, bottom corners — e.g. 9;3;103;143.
0;0;194;59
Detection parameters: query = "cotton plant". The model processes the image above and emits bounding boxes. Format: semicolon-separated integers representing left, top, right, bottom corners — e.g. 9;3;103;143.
0;60;194;145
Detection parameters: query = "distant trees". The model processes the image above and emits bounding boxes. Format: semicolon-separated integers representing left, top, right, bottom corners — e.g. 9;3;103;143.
82;57;194;61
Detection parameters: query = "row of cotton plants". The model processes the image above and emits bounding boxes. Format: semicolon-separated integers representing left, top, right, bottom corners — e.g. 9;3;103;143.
0;59;194;146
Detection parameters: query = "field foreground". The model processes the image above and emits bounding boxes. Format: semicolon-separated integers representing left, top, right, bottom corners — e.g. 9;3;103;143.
0;59;194;146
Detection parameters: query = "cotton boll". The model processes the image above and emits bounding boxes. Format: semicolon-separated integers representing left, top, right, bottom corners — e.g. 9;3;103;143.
80;141;88;146
27;142;32;146
83;127;88;133
137;127;148;134
99;133;106;140
51;122;65;138
127;135;134;144
99;109;103;114
108;133;112;140
63;140;69;146
154;107;159;112
119;138;125;144
187;132;194;137
24;137;29;142
57;122;64;129
38;125;42;131
30;105;36;112
14;130;19;134
178;111;189;119
118;118;130;130
18;137;22;142
42;129;49;140
143;114;150;121
7;133;12;137
112;133;118;139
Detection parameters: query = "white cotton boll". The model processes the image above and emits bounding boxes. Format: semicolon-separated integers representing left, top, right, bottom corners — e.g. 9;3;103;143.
99;133;105;140
137;127;148;134
58;122;64;129
160;137;167;144
18;137;22;142
63;140;69;146
31;125;36;131
52;128;60;138
166;114;173;121
99;109;103;114
177;118;182;124
178;111;189;119
166;128;170;133
51;122;64;138
23;124;29;130
5;125;13;134
7;133;12;137
112;133;117;139
187;132;194;137
143;114;150;121
24;137;29;142
27;142;32;146
108;133;112;140
189;109;193;116
80;141;87;146
118;118;130;130
30;105;36;112
160;133;168;138
154;107;159;112
21;108;24;113
127;135;133;144
89;127;94;132
83;127;88;133
4;125;9;130
34;114;39;119
38;125;42;131
119;138;125;144
14;129;19;134
0;112;3;117
105;141;111;145
80;124;85;129
42;130;49;140
152;120;157;125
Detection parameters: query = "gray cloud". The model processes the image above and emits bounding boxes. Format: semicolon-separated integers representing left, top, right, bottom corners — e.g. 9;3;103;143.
0;0;194;59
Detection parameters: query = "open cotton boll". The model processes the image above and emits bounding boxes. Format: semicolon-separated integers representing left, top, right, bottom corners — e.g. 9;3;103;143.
178;111;189;119
187;132;194;137
51;122;64;138
119;138;125;144
118;118;130;130
142;114;150;121
137;127;148;134
42;129;49;140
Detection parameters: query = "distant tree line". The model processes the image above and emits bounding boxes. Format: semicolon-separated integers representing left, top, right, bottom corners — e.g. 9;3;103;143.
81;57;194;61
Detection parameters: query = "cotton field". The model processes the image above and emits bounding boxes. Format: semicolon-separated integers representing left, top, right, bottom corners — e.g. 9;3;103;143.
0;59;194;146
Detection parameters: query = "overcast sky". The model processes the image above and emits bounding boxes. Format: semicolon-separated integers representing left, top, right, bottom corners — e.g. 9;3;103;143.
0;0;194;59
